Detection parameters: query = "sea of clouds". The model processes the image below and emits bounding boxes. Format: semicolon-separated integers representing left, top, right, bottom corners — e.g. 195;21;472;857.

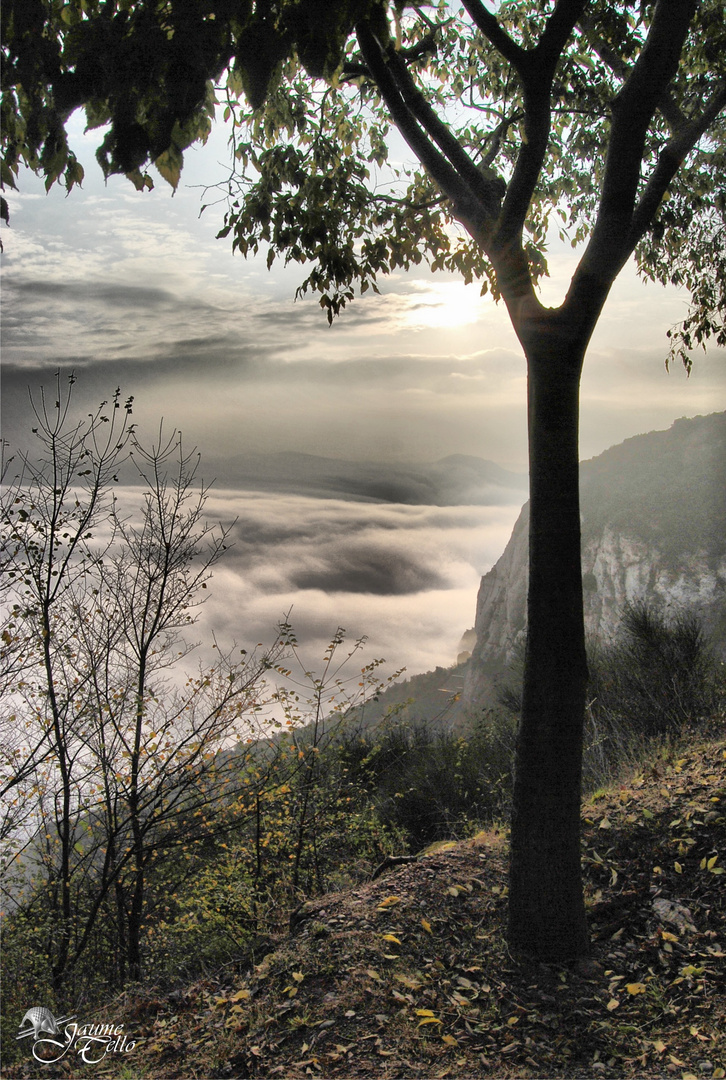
194;486;525;679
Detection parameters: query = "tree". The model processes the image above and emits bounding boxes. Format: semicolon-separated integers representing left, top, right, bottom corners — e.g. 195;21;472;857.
1;379;136;987
1;378;286;987
2;0;725;960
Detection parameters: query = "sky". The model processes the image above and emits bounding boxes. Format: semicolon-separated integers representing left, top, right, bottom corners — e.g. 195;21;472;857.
1;112;724;679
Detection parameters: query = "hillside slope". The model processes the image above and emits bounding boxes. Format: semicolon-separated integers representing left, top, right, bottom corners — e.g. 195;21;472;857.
464;413;726;712
38;735;724;1080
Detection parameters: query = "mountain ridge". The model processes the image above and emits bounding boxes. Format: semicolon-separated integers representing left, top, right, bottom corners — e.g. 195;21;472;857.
463;411;726;712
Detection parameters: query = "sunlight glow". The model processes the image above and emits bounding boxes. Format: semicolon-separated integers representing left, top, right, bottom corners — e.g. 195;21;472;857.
401;280;488;330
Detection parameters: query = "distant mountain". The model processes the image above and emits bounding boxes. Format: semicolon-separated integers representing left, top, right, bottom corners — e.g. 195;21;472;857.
463;412;726;712
204;450;528;506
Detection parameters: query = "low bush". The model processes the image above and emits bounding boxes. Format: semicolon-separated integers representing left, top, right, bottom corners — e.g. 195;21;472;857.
496;601;721;793
336;712;516;849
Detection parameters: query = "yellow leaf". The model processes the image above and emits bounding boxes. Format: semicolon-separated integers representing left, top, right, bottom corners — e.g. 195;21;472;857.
394;974;421;990
707;855;718;870
606;998;620;1011
674;861;683;873
377;896;401;909
292;971;304;982
154;144;183;192
417;1016;442;1027
711;1069;724;1079
230;989;250;1002
661;931;678;942
442;1034;458;1046
366;969;382;982
653;1039;667;1053
421;918;432;934
507;1015;519;1025
415;1009;436;1017
626;982;646;995
382;934;401;945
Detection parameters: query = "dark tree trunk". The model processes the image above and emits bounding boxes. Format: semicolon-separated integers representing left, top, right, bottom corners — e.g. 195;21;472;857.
127;862;145;983
507;335;590;960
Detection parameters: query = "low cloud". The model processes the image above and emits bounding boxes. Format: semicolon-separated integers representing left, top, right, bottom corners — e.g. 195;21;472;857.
291;545;448;596
189;489;522;675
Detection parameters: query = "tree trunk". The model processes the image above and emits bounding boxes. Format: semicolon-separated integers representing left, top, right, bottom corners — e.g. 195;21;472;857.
127;860;145;983
507;337;590;960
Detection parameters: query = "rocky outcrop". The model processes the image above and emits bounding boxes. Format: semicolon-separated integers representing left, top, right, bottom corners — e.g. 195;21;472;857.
463;412;726;713
581;528;726;644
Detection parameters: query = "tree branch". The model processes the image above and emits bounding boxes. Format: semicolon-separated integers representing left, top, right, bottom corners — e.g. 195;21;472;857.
354;21;488;230
628;78;726;250
536;0;589;68
460;0;527;74
383;44;503;216
342;27;439;82
496;0;587;243
478;109;524;168
580;0;697;280
578;11;685;132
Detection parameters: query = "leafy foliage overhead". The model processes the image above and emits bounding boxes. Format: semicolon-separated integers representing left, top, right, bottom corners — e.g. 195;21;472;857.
2;0;725;354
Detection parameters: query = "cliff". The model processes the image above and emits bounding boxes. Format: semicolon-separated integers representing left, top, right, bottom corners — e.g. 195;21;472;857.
463;412;726;712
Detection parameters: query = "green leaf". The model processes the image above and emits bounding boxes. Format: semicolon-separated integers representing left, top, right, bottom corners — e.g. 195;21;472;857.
155;144;184;192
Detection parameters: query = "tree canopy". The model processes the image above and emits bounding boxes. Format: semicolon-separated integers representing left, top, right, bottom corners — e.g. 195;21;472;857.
2;0;725;360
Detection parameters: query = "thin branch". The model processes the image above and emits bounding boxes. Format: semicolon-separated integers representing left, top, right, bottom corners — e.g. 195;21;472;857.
478;109;524;168
342;25;441;81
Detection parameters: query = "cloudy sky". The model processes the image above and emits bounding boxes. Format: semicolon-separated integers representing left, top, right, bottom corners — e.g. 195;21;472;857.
2;113;724;678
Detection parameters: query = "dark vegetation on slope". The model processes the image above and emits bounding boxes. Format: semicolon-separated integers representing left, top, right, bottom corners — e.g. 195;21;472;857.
3;605;724;1078
6;733;725;1080
578;413;726;563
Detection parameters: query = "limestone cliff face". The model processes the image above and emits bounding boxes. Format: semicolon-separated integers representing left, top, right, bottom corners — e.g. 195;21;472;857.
581;528;726;643
463;412;726;712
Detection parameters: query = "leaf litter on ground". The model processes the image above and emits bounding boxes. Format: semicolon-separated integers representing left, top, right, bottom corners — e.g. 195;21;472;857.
7;734;724;1080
